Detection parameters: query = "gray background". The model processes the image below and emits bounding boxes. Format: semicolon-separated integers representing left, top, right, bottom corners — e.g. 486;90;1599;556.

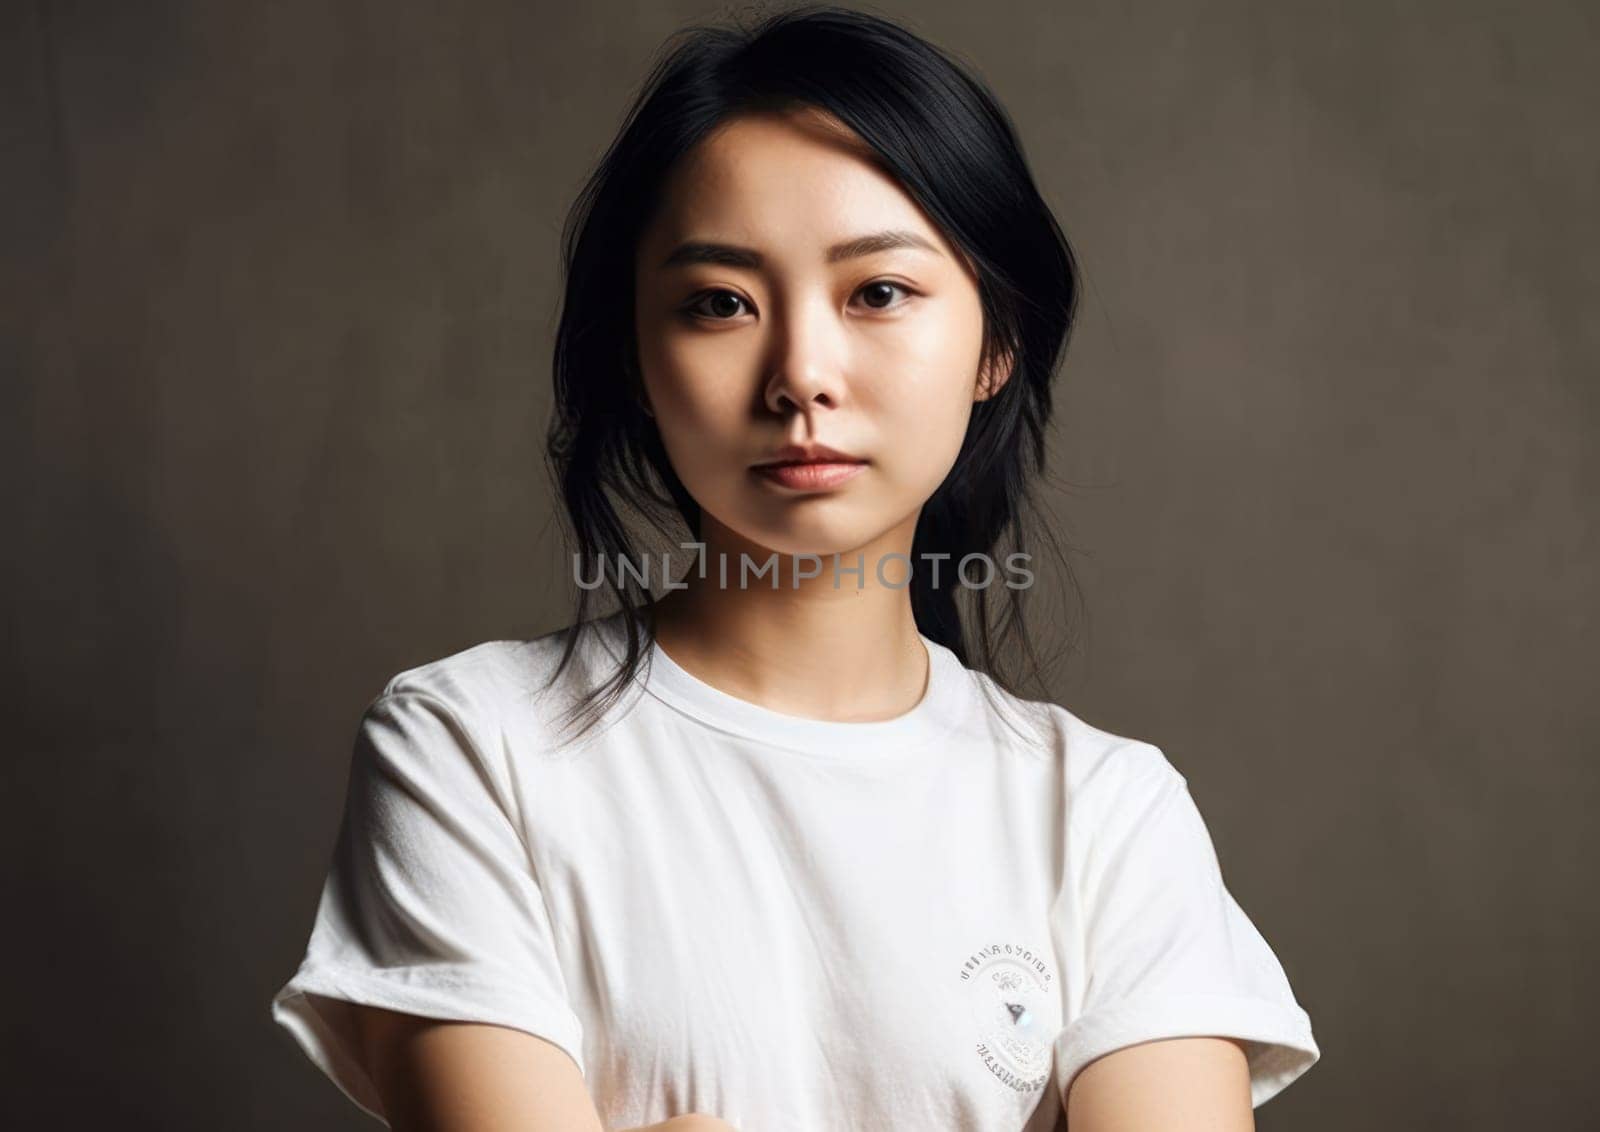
5;1;1595;1128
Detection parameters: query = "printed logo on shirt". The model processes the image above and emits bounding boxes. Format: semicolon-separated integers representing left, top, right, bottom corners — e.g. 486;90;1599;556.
955;941;1056;1094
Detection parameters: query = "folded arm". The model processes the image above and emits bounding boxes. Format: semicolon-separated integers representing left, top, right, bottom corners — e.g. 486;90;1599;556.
352;1004;738;1132
1064;1036;1255;1132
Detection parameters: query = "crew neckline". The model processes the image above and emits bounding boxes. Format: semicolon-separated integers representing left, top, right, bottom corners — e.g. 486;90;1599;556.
588;611;974;758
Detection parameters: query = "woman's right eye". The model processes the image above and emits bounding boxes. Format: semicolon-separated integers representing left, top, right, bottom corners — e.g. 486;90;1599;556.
684;289;752;321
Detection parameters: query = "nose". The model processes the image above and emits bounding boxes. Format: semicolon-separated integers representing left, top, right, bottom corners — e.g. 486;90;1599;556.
761;295;849;419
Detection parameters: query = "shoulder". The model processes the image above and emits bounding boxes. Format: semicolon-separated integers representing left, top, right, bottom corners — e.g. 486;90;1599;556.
1029;707;1200;862
959;667;1185;811
368;617;625;752
378;629;568;705
1049;704;1183;797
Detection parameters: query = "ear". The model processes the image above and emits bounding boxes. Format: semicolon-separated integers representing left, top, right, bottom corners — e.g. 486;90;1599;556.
975;347;1016;403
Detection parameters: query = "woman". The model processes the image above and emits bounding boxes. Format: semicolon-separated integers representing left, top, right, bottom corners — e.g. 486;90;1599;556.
271;7;1320;1130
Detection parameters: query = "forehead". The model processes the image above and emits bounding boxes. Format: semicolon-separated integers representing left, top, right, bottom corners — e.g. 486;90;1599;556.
643;109;949;258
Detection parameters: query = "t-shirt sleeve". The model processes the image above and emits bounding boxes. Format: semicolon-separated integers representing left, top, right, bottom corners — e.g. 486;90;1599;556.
1054;740;1319;1110
269;680;584;1123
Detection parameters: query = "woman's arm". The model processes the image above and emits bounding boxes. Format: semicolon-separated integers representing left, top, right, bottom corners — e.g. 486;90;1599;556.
1064;1036;1255;1132
352;1004;736;1132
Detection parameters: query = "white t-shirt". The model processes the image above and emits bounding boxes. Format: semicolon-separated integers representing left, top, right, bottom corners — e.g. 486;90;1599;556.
271;612;1319;1130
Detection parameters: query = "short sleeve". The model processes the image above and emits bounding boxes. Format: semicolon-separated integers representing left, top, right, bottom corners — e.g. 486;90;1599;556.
270;683;584;1123
1054;741;1319;1109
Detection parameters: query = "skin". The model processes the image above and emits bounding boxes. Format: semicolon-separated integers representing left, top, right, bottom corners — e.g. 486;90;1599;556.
1066;1037;1255;1130
351;1007;734;1132
634;106;1010;722
352;106;1256;1130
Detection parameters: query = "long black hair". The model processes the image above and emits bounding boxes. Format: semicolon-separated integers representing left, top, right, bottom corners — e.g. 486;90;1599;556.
543;3;1083;741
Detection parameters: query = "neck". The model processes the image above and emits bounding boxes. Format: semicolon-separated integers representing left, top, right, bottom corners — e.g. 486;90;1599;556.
647;513;931;723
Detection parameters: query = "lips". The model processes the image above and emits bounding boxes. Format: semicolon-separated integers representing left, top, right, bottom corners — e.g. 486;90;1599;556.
753;460;867;490
751;443;865;468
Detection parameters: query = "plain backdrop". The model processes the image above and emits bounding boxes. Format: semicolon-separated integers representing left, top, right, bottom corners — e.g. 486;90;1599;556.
5;1;1596;1128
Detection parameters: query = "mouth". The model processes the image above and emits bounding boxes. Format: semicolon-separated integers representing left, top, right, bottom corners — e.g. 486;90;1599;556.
752;461;868;491
751;443;866;468
750;446;869;492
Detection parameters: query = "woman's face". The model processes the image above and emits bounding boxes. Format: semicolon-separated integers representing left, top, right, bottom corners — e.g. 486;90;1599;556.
633;108;1008;562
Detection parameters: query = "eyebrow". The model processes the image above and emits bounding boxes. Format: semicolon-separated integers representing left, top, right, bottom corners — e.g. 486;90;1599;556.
658;229;942;270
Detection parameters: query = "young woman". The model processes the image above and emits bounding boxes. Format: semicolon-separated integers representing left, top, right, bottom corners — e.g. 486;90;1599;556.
271;7;1319;1131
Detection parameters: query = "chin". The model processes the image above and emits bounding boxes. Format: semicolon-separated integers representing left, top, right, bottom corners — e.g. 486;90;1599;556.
721;511;888;563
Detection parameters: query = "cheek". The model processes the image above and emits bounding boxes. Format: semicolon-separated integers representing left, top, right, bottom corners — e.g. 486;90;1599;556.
876;291;983;387
859;312;982;473
639;341;760;512
643;334;753;435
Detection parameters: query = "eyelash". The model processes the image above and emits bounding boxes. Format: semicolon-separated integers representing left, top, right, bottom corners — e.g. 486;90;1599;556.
681;280;918;322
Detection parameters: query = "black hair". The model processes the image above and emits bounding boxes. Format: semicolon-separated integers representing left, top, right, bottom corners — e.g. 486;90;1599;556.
543;3;1083;742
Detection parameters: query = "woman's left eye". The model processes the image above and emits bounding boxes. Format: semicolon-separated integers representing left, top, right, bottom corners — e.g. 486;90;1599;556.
853;280;915;310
